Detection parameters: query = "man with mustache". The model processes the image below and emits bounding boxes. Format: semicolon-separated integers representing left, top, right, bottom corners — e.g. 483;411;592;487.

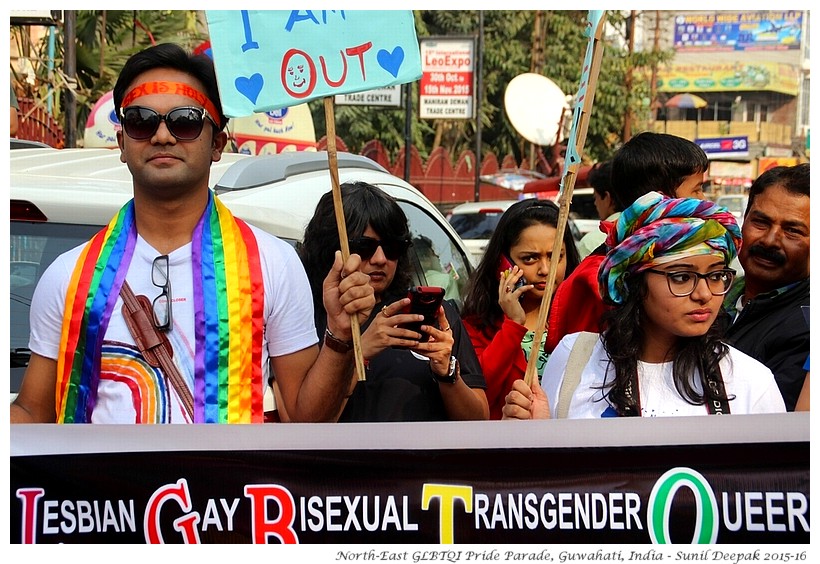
721;163;810;411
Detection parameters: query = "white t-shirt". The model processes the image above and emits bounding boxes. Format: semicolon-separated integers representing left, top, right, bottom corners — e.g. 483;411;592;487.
541;332;786;418
29;226;318;423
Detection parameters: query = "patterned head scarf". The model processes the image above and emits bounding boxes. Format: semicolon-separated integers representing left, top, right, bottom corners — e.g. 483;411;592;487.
598;191;741;305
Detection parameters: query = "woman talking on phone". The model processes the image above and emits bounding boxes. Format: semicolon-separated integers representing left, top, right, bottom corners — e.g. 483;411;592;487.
502;192;785;420
296;181;488;422
461;199;580;419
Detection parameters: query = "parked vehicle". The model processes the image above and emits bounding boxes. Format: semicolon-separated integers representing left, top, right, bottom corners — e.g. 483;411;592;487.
447;197;585;264
10;147;474;398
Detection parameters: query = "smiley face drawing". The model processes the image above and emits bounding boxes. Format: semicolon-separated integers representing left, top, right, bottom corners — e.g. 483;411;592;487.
281;49;316;99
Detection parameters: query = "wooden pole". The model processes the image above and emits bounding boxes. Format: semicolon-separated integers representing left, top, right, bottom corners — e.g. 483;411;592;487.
324;97;366;382
524;11;608;386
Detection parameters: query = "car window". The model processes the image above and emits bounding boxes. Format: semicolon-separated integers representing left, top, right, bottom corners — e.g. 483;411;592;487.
401;202;472;309
11;221;101;394
448;210;504;240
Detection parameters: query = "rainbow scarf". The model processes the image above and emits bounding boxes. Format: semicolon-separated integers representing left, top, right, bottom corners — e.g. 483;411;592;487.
56;192;264;423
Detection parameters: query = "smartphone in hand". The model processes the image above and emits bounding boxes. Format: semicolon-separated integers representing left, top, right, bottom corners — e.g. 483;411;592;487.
400;286;445;343
499;253;527;291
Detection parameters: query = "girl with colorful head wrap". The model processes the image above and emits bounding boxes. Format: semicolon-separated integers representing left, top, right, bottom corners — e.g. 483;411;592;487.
503;192;786;419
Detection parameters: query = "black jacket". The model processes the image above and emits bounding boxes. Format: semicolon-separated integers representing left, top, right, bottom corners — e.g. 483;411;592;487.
723;277;810;411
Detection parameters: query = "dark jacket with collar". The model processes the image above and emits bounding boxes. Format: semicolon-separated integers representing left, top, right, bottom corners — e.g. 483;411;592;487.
721;277;810;411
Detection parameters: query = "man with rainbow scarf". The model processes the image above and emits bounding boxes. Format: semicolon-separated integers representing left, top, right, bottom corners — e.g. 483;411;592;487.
11;43;375;424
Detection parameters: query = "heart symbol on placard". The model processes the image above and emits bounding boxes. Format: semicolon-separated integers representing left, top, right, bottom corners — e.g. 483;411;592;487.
235;73;264;105
377;47;404;78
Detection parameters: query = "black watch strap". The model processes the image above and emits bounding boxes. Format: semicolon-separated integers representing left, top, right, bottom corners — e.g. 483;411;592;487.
433;356;459;384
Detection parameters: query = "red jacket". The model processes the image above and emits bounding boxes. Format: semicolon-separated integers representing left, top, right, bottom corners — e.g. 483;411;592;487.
546;253;609;353
463;317;529;420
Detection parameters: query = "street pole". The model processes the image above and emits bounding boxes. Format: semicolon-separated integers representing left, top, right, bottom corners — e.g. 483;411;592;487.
623;11;636;143
474;11;484;202
650;11;660;129
63;10;77;148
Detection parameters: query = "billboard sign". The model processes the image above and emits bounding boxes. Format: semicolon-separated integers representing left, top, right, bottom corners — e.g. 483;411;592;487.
695;136;750;158
657;61;800;95
673;11;803;51
419;37;475;120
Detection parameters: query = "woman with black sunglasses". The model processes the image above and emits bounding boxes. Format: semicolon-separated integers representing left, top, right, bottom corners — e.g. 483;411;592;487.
295;181;489;422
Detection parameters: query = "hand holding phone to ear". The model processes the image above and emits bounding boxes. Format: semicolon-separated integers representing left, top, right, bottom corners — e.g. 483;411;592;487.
497;254;530;325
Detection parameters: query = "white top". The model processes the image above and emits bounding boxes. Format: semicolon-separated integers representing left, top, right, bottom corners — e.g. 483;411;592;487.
29;226;317;423
576;212;620;259
542;332;787;418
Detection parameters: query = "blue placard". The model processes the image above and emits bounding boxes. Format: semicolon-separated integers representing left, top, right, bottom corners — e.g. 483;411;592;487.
206;10;422;117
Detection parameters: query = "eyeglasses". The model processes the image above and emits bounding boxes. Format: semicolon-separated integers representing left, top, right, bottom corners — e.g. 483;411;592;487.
119;106;217;141
348;236;411;261
645;268;736;297
152;255;172;331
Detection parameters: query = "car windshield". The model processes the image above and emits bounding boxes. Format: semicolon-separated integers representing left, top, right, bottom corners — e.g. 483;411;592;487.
11;221;100;393
448;210;505;239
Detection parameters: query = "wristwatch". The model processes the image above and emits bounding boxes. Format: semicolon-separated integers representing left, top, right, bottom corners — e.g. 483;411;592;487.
433;356;459;384
323;328;354;354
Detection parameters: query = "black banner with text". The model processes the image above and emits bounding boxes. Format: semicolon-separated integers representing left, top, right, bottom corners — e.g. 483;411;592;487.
11;429;809;544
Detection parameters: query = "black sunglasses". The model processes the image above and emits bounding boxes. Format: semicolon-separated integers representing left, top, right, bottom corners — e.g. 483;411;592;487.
152;255;172;332
119;106;218;141
349;236;411;261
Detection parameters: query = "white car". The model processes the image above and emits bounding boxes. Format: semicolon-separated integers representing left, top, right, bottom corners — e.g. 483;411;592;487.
715;194;749;227
447;194;588;265
10;147;474;398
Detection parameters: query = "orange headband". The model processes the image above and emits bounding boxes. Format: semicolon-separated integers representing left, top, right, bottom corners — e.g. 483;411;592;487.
121;81;221;126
